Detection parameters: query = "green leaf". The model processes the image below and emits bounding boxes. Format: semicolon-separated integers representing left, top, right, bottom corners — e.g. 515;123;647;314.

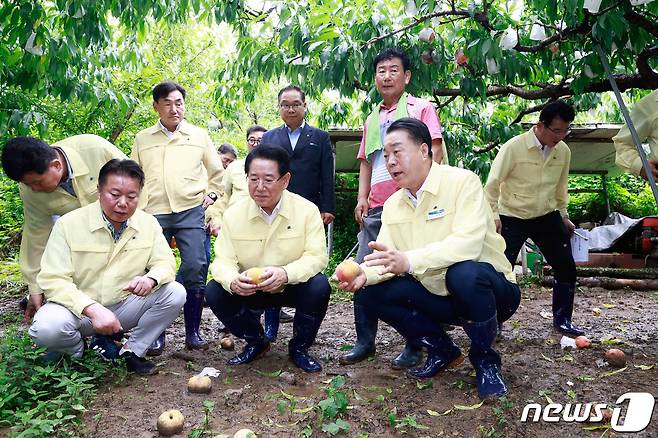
255;369;281;378
276;400;287;415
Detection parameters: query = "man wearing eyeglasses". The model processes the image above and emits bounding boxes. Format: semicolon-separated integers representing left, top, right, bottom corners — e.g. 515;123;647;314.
260;86;336;340
205;126;268;240
261;85;335;223
205;145;330;373
484;100;584;336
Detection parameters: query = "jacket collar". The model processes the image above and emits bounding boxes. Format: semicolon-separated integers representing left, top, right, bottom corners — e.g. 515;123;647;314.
525;127;566;151
418;161;442;196
145;119;192;136
88;200;139;233
246;190;292;222
57;144;90;179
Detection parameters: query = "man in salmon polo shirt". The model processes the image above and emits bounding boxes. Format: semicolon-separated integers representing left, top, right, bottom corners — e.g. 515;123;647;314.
340;47;448;369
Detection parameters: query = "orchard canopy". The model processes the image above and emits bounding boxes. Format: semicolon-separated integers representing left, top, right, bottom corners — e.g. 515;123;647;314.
2;0;658;169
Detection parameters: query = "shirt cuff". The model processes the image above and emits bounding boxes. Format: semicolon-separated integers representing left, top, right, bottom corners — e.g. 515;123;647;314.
28;283;44;295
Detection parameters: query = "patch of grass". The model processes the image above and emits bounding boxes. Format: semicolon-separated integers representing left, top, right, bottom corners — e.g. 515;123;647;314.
0;258;26;298
517;273;541;288
0;325;120;437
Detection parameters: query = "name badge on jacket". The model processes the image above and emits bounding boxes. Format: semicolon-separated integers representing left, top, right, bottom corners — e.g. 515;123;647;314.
427;208;445;220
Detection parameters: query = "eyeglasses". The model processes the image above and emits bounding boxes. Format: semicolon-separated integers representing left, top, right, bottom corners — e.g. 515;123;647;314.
545;126;572;137
279;103;304;111
247;175;283;187
247;137;262;146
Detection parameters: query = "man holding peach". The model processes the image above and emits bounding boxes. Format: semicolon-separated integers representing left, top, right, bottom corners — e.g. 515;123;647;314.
204;145;331;373
336;118;521;400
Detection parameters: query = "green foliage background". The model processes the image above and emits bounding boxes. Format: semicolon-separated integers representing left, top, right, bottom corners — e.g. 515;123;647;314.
1;1;658;262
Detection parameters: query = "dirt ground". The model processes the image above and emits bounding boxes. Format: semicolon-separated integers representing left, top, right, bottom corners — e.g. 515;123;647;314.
4;284;658;437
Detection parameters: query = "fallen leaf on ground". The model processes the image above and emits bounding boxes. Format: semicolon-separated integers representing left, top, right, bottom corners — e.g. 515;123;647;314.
427;409;452;416
600;366;627;378
634;364;655;370
454;401;484;411
540;310;553;319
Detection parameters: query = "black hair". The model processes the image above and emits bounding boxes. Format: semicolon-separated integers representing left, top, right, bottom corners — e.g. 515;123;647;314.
98;159;145;189
373;47;410;72
152;81;186;102
277;85;305;102
539;100;575;125
246;125;267;139
218;143;237;156
386;117;433;158
244;144;290;177
1;137;58;181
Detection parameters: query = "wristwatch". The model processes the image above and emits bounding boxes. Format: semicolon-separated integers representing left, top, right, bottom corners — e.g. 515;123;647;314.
207;192;218;202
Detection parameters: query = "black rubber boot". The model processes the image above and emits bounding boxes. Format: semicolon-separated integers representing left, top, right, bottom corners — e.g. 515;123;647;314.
552;281;585;336
185;288;209;350
224;308;270;365
263;307;280;342
288;312;324;373
407;333;464;378
462;315;508;400
390;342;424;369
339;303;377;365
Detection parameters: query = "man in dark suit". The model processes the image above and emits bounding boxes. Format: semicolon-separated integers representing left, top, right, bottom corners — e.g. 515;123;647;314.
260;85;336;340
262;85;336;223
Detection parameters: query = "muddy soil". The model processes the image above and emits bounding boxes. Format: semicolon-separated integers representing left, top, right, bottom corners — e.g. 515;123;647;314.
5;285;658;437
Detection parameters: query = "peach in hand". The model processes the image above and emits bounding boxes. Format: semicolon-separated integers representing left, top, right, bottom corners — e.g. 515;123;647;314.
335;259;361;283
244;267;266;286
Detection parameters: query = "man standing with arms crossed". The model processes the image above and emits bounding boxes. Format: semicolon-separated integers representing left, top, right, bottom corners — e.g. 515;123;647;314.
340;48;447;368
132;81;224;354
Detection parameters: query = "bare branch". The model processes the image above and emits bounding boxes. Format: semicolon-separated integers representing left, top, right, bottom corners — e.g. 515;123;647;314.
432;73;658;100
436;95;458;110
512;20;591;53
637;46;658;79
624;11;658;39
509;102;551;125
363;9;470;47
473;142;499;154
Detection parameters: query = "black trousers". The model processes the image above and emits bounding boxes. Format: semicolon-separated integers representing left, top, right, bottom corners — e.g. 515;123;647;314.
356;261;521;329
500;211;577;283
205;273;331;321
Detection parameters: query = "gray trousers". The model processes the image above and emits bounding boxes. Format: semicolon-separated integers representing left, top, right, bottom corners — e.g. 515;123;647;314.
155;205;208;291
29;282;186;358
355;206;384;263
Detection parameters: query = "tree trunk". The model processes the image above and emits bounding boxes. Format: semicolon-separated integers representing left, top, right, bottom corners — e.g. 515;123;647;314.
109;105;136;144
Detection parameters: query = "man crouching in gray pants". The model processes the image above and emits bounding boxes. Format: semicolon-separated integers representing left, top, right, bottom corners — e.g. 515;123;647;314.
28;159;185;375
